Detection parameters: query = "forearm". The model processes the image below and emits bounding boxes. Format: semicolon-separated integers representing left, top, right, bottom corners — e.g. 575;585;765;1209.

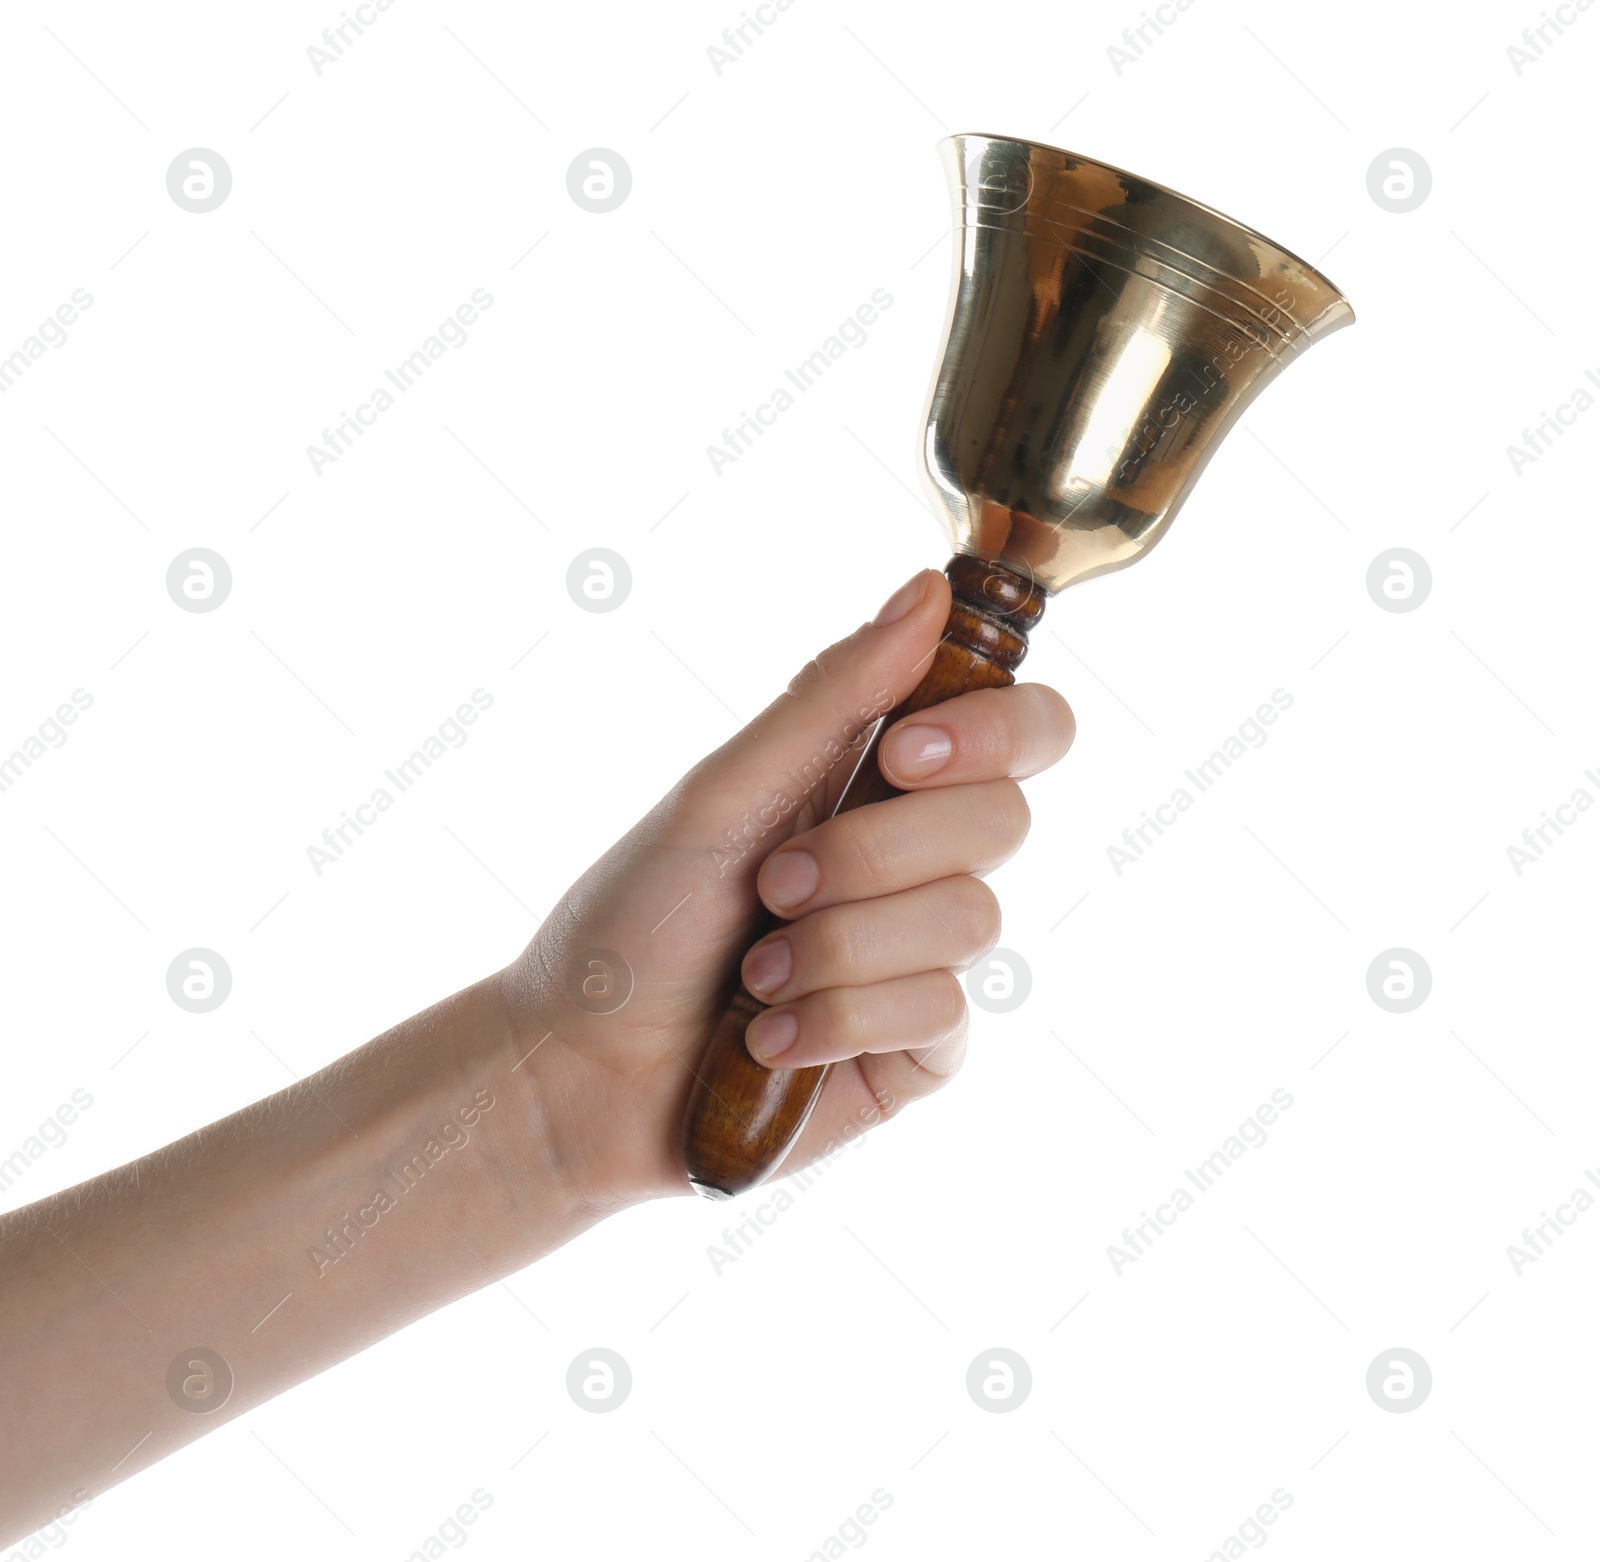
0;969;602;1545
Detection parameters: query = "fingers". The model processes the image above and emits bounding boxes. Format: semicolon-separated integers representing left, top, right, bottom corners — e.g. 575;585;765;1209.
878;682;1075;789
690;569;952;807
745;970;966;1068
751;678;1073;918
740;874;999;1005
771;1016;969;1175
756;780;1030;916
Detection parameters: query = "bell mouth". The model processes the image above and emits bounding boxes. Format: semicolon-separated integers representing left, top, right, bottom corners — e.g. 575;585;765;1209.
945;133;1354;352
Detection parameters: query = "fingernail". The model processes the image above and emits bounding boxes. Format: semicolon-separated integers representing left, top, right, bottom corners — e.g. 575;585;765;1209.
762;849;818;912
746;1009;798;1063
744;937;792;997
873;570;929;626
882;723;952;781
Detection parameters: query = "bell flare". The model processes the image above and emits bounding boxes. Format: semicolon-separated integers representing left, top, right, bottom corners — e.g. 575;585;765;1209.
922;133;1353;595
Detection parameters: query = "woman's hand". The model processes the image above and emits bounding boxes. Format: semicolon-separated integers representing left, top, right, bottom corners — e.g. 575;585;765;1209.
502;567;1075;1207
0;566;1074;1541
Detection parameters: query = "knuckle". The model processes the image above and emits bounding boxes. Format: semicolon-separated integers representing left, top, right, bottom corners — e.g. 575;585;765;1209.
1014;682;1075;769
853;1066;901;1126
951;876;1002;953
824;815;881;887
805;907;860;980
1024;678;1073;725
869;1066;919;1118
930;969;968;1038
786;635;857;701
785;653;827;701
1037;679;1074;718
915;1018;968;1085
813;984;862;1044
986;779;1031;846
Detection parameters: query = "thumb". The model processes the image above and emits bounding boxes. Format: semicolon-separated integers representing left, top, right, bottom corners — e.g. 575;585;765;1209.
692;567;950;813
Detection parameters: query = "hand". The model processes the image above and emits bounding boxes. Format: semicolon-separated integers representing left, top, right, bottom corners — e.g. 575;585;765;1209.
502;567;1075;1206
0;566;1074;1537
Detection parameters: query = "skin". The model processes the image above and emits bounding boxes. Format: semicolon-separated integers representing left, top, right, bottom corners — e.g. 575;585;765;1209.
0;568;1074;1544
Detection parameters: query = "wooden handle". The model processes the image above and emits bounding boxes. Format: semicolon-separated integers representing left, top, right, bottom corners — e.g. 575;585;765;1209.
681;556;1047;1198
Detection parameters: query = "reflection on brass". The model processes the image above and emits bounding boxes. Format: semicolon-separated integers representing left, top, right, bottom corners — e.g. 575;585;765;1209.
923;134;1353;594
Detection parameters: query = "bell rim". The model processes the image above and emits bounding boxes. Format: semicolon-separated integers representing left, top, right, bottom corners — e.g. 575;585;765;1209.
942;131;1356;340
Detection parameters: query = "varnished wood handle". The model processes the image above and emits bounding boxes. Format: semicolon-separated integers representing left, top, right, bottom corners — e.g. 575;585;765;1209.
681;556;1047;1198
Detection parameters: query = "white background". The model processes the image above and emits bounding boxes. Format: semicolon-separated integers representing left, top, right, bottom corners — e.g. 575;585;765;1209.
2;0;1596;1556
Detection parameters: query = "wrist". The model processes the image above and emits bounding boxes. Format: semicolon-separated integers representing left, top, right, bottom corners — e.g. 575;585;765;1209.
495;962;690;1213
275;972;616;1288
411;970;632;1264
